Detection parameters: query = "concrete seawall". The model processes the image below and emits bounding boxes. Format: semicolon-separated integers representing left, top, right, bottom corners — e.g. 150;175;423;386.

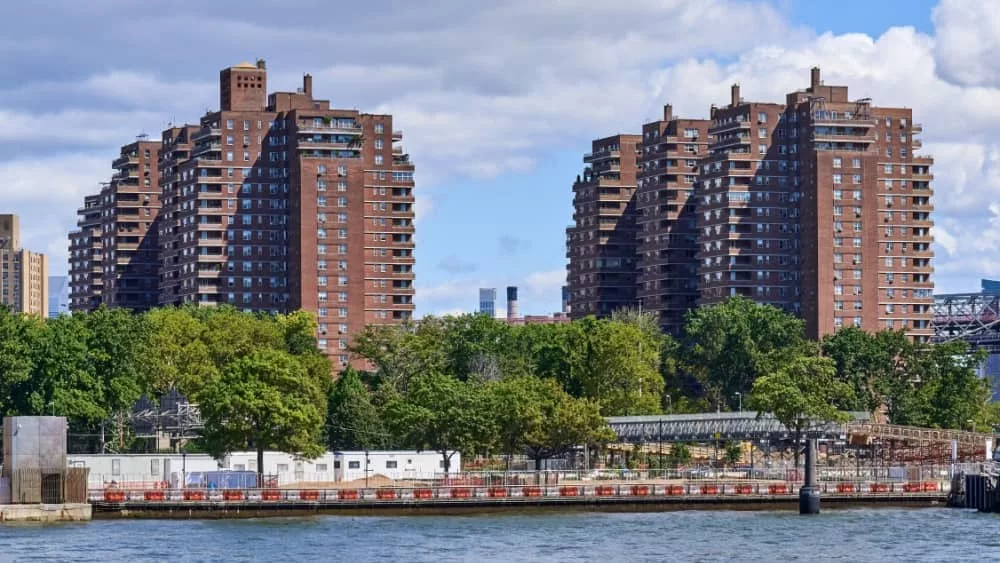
92;493;947;519
0;504;92;523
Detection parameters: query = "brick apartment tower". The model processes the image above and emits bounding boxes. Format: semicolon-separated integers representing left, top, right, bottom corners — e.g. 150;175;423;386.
72;61;416;369
0;214;48;316
636;105;711;335
69;195;103;310
698;68;933;340
566;134;641;318
102;139;163;310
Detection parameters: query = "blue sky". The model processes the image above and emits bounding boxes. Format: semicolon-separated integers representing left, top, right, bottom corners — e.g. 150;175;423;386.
2;0;999;317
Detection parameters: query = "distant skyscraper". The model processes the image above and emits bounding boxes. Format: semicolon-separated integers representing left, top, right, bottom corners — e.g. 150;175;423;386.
479;287;496;316
506;286;519;320
48;276;70;318
561;285;570;314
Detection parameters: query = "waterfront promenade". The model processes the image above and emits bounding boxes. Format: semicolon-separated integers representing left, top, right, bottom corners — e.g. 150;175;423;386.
90;480;948;518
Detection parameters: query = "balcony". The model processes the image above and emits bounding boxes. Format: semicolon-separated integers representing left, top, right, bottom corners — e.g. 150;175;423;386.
584;148;621;164
912;123;923;133
708;120;750;135
297;121;363;135
911;139;922;150
712;135;751;150
191;143;222;157
392;130;403;141
297;139;356;150
810;131;876;143
810;112;876;127
192;128;221;141
112;154;138;168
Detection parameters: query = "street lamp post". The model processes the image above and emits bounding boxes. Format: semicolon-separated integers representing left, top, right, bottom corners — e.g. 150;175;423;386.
735;392;742;413
665;394;672;414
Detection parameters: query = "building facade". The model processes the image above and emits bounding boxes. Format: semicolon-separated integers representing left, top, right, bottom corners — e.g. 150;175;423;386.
699;68;933;340
637;105;710;335
566;134;641;319
478;287;496;317
566;68;933;341
0;214;48;316
48;276;70;318
69;195;104;311
69;61;416;369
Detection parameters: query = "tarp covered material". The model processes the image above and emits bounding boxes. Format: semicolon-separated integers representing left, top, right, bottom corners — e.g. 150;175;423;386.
185;471;258;489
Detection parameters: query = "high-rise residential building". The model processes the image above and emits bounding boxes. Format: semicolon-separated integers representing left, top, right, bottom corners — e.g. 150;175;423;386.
103;138;163;310
478;287;496;317
698;67;933;340
566;134;641;319
0;214;48;316
566;67;933;342
636;105;711;335
70;60;417;369
69;195;104;311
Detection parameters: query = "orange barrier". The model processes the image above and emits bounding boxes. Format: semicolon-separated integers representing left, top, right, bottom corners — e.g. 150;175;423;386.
450;488;472;499
902;483;923;493
376;489;397;500
667;485;686;496
768;484;788;494
559;487;579;497
595;486;615;496
223;490;244;501
183;491;206;501
836;483;856;493
487;487;507;498
630;485;650;496
413;489;434;499
262;490;282;501
337;490;359;501
922;482;938;492
734;485;753;495
870;483;890;493
522;486;543;497
143;490;165;501
700;485;719;495
299;490;321;501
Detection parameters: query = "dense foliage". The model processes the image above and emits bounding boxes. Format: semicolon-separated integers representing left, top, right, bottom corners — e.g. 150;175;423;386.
0;306;331;470
0;294;994;475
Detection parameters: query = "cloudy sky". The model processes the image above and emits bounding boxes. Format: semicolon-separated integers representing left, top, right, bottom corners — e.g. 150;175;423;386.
2;0;998;316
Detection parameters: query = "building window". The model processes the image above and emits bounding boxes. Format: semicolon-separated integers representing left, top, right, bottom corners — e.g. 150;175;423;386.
375;139;384;150
386;461;397;469
832;174;842;184
758;112;767;123
832;157;842;168
348;461;360;469
852;158;861;168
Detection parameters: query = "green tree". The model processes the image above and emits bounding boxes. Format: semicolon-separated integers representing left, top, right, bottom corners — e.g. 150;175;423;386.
889;341;991;429
199;348;327;485
384;372;493;474
144;307;218;399
488;375;546;468
723;442;742;466
751;353;853;467
821;328;908;412
0;308;39;416
667;443;692;467
351;318;449;390
326;367;385;451
522;379;616;470
683;297;806;410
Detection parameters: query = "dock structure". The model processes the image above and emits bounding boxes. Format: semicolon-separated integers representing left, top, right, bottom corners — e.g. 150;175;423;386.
91;481;948;519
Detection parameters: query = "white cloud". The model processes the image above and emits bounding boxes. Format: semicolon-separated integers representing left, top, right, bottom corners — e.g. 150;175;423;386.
932;0;1000;88
524;269;566;297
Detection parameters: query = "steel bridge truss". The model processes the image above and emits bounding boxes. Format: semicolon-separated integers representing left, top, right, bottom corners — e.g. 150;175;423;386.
933;292;1000;352
607;411;870;443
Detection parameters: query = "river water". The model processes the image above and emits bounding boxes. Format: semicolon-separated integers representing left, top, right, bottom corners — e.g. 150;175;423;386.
0;508;997;562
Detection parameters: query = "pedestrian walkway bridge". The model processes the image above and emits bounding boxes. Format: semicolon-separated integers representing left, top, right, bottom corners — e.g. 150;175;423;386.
606;412;994;446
